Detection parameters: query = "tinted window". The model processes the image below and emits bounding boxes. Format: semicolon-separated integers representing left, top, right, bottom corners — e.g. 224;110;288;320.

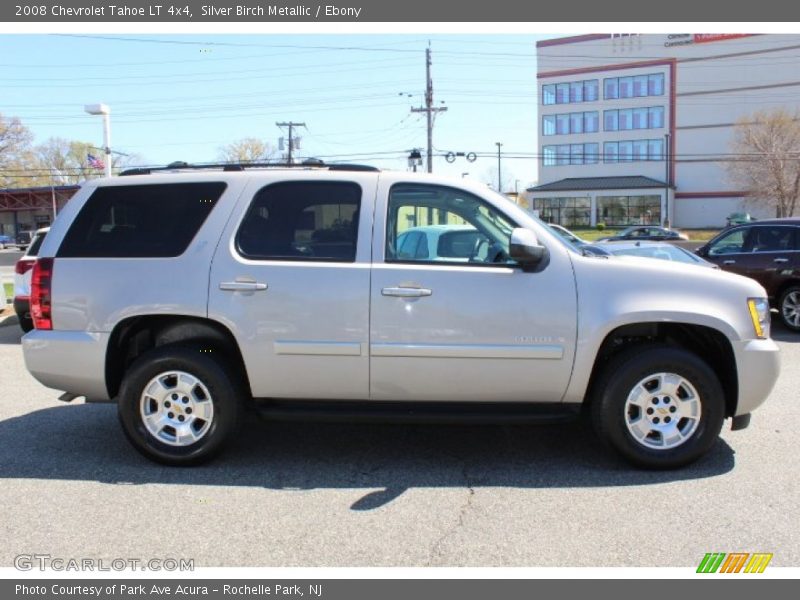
26;230;48;257
58;183;226;258
237;181;361;262
751;226;795;252
709;229;749;256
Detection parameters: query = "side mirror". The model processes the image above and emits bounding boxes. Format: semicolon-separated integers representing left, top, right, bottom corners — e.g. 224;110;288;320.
696;245;709;257
509;228;548;270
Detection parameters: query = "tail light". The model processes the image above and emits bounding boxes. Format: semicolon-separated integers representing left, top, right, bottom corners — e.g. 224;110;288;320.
30;258;54;330
14;258;35;276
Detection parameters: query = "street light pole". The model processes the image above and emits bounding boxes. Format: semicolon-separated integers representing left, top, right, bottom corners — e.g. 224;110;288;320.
84;103;112;178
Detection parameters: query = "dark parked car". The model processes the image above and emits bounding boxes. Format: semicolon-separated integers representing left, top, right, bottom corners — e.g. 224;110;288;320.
697;219;800;330
597;226;689;242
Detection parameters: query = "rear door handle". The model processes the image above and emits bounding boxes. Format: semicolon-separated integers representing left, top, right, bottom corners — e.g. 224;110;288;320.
723;260;736;265
219;281;268;291
774;257;789;264
382;286;432;298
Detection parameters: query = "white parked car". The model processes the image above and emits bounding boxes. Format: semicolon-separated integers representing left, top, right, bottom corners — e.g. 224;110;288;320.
396;224;485;262
21;165;778;469
13;227;49;332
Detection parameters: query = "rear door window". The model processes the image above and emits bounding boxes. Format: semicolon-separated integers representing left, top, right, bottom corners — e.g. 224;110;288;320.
58;182;226;258
236;181;361;262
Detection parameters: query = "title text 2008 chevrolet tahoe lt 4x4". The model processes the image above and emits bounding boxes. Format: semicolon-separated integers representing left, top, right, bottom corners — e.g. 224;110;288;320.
22;164;780;468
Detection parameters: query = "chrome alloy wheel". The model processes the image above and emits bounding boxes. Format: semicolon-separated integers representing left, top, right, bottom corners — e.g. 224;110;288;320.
139;371;214;447
782;290;800;329
624;372;701;450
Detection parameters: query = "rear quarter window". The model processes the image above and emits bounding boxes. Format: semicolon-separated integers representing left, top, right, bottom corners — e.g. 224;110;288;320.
57;182;226;258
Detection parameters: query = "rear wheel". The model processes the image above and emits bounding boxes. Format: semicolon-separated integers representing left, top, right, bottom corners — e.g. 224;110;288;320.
117;345;244;466
779;285;800;331
591;346;725;469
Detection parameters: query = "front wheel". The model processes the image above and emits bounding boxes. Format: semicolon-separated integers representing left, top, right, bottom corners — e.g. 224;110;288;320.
117;345;244;466
779;286;800;331
591;346;725;469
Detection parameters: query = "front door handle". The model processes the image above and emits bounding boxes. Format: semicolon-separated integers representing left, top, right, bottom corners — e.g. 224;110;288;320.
220;281;268;291
382;286;432;298
723;260;736;265
774;257;789;264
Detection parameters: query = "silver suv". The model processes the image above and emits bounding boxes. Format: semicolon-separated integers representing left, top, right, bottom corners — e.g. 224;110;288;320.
22;164;780;468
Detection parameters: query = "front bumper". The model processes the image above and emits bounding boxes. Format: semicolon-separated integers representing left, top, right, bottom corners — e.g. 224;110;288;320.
732;337;780;416
22;330;111;401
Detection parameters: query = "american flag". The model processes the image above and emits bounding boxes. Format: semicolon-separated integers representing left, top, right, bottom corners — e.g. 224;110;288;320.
87;153;105;170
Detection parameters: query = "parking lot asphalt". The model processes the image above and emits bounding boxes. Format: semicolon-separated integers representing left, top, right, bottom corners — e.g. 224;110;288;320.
0;318;797;568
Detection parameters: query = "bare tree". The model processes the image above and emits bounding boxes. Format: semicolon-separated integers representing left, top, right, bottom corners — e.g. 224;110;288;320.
728;108;800;218
218;137;276;164
0;113;35;187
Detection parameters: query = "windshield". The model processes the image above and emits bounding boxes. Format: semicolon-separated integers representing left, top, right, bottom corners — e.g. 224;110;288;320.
610;244;700;264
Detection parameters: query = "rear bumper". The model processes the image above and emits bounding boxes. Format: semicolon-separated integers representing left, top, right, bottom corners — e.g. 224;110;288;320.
22;330;111;401
732;337;780;416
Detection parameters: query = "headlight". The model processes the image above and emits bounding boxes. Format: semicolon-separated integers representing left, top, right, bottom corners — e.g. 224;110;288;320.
747;297;770;339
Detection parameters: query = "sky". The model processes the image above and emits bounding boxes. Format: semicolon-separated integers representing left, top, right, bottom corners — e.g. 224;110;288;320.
0;33;549;191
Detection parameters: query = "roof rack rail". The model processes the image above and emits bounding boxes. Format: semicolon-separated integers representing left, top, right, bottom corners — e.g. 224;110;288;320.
119;160;379;176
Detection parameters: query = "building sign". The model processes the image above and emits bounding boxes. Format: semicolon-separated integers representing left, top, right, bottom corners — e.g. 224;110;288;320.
664;33;752;47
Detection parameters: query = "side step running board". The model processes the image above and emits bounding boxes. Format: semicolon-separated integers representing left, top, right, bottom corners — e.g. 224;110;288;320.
252;400;580;425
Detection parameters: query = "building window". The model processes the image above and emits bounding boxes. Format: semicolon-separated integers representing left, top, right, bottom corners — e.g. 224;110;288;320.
542;115;556;136
619;109;632;130
533;196;591;227
569;113;584;134
543;84;556;105
648;73;665;96
542;79;599;106
570;144;584;165
543;146;557;166
605;106;666;131
585;112;599;133
543;111;599;136
556;83;569;104
619;140;633;162
596;195;661;226
585;143;599;164
605;73;666;100
543;144;600;167
556;145;570;166
585;80;599;101
603;139;665;163
648;106;665;128
556;113;570;134
604;142;618;163
648;139;664;160
570;81;584;103
605;110;618;132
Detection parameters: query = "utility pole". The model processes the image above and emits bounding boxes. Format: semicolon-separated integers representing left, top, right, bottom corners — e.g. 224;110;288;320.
276;121;306;164
496;142;503;192
411;44;447;173
664;132;671;228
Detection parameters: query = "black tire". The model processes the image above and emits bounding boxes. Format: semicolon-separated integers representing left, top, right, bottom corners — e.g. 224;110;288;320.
778;285;800;332
18;315;34;333
117;345;245;466
591;346;725;469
